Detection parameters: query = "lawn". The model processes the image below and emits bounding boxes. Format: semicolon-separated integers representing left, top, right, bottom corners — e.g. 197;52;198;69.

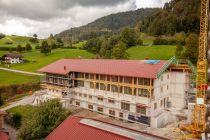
6;105;37;119
127;45;176;60
0;70;42;86
6;48;95;72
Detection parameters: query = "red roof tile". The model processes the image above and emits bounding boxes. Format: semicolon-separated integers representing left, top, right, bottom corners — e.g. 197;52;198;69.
0;131;9;140
45;116;133;140
39;59;168;79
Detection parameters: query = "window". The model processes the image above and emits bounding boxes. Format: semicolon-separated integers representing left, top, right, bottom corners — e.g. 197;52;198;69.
124;87;132;95
167;74;169;79
76;101;80;106
100;83;106;90
89;95;92;99
136;106;146;115
161;76;163;81
108;98;115;104
98;97;103;101
119;112;123;118
109;110;115;116
161;87;163;92
90;82;94;89
154;103;157;110
121;102;130;111
96;83;100;89
97;107;103;113
85;73;89;79
79;93;82;97
167;85;169;90
84;94;87;98
160;100;163;107
88;104;93;110
111;85;118;93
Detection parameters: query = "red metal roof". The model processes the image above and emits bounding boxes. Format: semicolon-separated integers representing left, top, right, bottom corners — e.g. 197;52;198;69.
0;131;9;140
45;116;133;140
39;59;168;79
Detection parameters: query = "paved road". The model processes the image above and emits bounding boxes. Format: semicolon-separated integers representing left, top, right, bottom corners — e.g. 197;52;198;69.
0;95;35;111
0;67;44;76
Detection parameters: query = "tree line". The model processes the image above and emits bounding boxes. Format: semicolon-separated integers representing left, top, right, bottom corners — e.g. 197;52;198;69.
141;0;200;36
83;27;143;59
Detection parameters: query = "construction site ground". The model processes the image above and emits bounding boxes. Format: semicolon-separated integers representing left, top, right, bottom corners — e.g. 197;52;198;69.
69;105;187;140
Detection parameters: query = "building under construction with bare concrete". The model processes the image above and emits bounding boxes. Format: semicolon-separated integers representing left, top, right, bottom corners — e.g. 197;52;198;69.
38;57;194;128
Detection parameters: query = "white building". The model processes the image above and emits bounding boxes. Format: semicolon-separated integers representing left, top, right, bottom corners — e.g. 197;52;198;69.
38;57;193;128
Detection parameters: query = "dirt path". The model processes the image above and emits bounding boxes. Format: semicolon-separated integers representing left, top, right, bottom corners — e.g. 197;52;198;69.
0;95;35;111
0;67;44;76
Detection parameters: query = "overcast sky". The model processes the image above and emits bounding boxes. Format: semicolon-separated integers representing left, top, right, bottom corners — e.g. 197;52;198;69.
0;0;170;38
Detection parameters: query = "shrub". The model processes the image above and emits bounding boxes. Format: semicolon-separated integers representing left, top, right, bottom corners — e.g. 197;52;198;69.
35;45;41;49
12;113;22;128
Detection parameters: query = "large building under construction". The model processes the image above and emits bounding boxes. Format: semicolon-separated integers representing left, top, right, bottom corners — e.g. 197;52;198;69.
39;57;193;128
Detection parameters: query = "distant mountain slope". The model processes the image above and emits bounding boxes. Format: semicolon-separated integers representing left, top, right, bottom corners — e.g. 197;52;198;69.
142;0;200;35
56;8;159;42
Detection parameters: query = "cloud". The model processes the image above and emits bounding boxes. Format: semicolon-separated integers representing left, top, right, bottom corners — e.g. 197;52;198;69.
0;0;169;37
0;0;128;20
135;0;170;8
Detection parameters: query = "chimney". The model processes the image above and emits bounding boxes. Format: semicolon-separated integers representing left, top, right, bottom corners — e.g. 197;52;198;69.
64;66;66;71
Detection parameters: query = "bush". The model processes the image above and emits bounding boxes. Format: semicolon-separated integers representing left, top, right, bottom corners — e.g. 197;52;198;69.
153;37;175;45
0;47;16;51
29;38;39;43
12;113;22;128
35;45;41;49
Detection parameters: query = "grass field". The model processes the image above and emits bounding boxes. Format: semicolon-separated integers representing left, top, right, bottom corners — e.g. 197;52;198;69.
127;45;176;60
0;70;41;86
1;49;95;72
0;35;40;48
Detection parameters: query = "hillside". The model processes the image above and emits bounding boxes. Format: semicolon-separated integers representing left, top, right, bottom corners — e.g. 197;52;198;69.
142;0;200;35
0;35;40;48
56;8;159;42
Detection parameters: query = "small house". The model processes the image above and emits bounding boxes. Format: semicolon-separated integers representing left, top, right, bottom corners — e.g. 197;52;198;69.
1;53;23;64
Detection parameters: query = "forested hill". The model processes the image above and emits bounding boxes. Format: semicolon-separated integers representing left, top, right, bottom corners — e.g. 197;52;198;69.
142;0;200;35
56;8;159;42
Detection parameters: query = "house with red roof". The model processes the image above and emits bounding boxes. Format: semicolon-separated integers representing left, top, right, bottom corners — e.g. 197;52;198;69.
39;57;193;128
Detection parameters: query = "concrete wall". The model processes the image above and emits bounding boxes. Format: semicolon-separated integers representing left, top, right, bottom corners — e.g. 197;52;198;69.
169;72;190;109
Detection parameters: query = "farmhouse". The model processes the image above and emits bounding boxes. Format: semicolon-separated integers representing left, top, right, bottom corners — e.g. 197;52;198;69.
39;57;193;128
1;53;23;64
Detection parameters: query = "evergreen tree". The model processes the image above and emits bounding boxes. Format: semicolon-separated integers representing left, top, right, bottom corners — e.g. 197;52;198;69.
25;43;32;51
41;40;51;55
16;45;23;53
